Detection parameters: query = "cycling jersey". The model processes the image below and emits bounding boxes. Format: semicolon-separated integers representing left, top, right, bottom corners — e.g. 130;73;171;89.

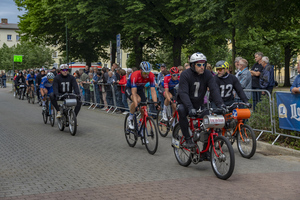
26;74;36;84
40;76;53;94
212;73;248;104
162;74;180;90
126;70;155;90
53;74;80;96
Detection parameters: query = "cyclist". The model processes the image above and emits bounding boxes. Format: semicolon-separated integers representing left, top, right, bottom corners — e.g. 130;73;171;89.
125;61;160;130
50;64;81;118
160;66;180;122
15;71;26;99
26;71;36;97
40;72;55;110
36;68;46;104
211;60;250;108
177;52;225;149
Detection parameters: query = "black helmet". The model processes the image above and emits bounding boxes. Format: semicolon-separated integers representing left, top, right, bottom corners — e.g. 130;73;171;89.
19;70;23;75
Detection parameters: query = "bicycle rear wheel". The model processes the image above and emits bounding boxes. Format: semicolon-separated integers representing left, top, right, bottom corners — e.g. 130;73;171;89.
156;110;169;137
211;135;235;180
31;90;35;104
27;91;31;103
144;117;158;155
237;124;256;159
69;109;77;136
57;112;65;131
172;123;192;167
124;113;137;147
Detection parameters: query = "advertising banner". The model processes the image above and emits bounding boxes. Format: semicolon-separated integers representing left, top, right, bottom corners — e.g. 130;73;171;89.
276;92;300;131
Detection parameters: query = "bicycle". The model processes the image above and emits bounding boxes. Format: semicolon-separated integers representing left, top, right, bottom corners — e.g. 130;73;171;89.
27;85;35;104
57;93;79;136
42;95;56;127
221;102;256;159
156;99;178;137
172;107;235;180
124;102;159;155
16;83;25;100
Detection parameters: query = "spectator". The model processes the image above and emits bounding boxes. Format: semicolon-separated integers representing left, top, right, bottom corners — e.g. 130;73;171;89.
84;65;89;75
250;52;264;111
106;71;116;108
93;67;101;107
132;67;138;72
236;58;252;101
0;73;2;88
80;69;89;105
184;63;190;69
235;57;243;76
99;68;108;110
118;69;129;114
127;68;133;78
178;65;184;74
115;67;124;113
260;56;274;95
87;73;95;107
290;62;300;94
157;63;167;108
206;63;215;76
51;67;57;76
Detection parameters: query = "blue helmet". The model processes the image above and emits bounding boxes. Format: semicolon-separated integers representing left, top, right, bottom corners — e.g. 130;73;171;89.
140;61;152;73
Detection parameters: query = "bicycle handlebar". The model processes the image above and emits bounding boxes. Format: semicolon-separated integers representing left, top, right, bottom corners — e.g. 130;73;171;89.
138;101;161;107
226;102;251;110
58;93;80;99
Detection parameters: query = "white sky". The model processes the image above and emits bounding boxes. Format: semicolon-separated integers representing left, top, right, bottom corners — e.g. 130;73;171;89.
0;0;26;24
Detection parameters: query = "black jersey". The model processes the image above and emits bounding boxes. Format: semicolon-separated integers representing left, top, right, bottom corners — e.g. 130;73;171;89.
177;68;223;110
16;76;25;84
36;73;46;85
53;74;79;96
212;73;248;103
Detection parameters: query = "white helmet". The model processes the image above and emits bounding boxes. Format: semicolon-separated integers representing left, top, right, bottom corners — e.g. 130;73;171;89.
189;52;207;63
47;72;55;79
60;64;69;69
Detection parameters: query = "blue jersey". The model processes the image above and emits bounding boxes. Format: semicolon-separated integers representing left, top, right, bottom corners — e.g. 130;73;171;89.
26;74;36;83
161;74;180;90
40;76;53;94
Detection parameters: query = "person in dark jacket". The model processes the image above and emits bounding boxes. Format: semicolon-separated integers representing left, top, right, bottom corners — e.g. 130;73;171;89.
260;56;274;95
250;52;264;110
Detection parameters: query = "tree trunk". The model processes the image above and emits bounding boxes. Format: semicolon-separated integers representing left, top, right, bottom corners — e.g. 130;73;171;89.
134;36;143;69
283;45;292;87
232;27;236;72
173;36;183;66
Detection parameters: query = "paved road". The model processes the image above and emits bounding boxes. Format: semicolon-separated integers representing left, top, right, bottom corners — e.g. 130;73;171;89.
0;86;299;200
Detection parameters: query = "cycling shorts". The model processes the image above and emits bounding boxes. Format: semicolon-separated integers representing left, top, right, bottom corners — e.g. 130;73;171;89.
125;87;146;102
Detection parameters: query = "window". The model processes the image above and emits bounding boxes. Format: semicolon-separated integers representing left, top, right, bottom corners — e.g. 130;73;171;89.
52;51;58;58
7;35;12;41
16;35;20;41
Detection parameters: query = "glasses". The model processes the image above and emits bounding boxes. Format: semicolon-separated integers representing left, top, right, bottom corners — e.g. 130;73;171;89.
172;74;179;77
196;63;205;67
216;68;224;72
48;79;53;82
142;72;150;75
62;69;68;72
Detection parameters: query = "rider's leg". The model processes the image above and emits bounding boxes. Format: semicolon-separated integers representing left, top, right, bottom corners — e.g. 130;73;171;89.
50;93;59;112
74;98;82;116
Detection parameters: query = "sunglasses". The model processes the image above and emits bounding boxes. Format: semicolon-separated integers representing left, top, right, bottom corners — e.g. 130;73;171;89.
62;69;68;72
172;74;179;77
196;63;206;67
216;68;224;71
48;79;53;82
142;72;150;75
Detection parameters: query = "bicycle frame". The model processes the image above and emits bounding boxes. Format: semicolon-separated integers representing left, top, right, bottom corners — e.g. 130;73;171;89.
222;113;248;142
135;106;149;135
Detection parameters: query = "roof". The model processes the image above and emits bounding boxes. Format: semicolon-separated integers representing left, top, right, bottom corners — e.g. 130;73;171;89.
0;23;19;30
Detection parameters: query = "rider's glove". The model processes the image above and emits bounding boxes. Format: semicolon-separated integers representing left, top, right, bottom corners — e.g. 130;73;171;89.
245;102;252;108
219;104;227;114
188;108;197;117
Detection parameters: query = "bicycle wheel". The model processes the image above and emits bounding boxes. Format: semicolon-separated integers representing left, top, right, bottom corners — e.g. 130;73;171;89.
172;123;192;167
42;109;48;124
211;135;235;180
68;109;77;136
57;112;65;131
143;117;158;155
27;91;31;103
124;113;137;147
50;105;55;127
31;90;35;104
237;124;256;159
156;110;169;137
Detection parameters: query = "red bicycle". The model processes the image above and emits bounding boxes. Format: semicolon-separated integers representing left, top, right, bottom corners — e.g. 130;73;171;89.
156;100;178;137
172;108;235;180
124;102;159;155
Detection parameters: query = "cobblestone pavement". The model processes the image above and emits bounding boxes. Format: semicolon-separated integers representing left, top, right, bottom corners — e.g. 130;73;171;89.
0;87;299;200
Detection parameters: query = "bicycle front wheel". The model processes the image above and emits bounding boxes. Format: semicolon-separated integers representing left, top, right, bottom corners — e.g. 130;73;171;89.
31;90;35;104
172;123;192;167
42;110;48;124
124;113;137;147
237;124;256;159
211;135;235;180
50;106;55;127
144;117;158;155
156;110;169;137
57;113;65;131
69;109;77;136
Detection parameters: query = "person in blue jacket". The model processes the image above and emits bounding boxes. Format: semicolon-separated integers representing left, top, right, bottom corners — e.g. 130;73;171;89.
290;62;300;94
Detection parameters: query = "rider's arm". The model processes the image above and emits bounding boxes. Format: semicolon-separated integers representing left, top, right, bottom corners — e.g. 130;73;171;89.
178;71;194;111
208;75;224;107
163;76;171;101
53;77;59;96
233;76;248;103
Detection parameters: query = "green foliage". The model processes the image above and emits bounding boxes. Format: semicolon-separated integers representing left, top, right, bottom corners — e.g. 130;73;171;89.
0;42;54;71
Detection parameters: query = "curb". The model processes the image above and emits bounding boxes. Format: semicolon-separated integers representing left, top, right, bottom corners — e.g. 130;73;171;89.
256;140;300;157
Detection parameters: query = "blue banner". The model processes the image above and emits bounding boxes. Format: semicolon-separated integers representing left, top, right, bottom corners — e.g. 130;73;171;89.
276;92;300;131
